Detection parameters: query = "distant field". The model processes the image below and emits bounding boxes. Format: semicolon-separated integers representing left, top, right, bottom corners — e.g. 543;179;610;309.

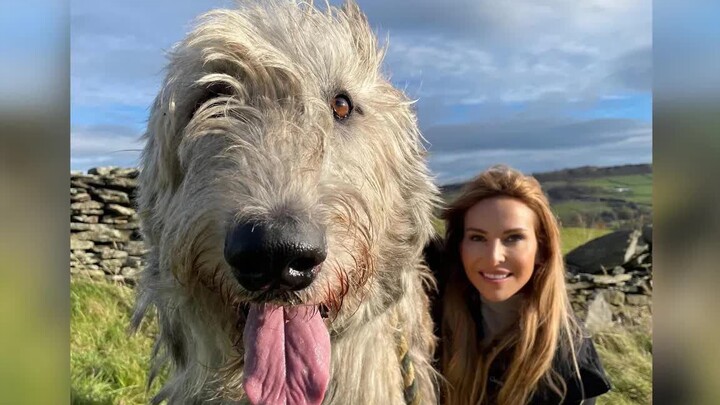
576;173;653;205
561;227;612;255
433;221;608;255
441;167;653;230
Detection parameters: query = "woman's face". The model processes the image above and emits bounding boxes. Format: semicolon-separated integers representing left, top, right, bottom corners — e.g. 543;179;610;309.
460;196;540;302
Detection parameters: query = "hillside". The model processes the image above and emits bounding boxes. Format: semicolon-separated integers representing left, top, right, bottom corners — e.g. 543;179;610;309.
439;164;652;230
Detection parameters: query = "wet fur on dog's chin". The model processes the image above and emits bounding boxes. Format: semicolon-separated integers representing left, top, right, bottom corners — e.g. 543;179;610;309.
131;1;441;404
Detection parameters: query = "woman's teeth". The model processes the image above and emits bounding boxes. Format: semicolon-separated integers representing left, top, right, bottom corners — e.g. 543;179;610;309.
482;273;510;280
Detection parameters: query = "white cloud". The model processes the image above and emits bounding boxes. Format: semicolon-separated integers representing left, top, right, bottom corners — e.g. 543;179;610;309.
378;0;651;105
429;137;652;184
71;124;143;156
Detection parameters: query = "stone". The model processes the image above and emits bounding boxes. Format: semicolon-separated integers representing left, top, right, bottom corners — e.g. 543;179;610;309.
121;267;139;278
112;168;140;178
71;193;91;202
71;251;99;265
620;285;640;294
115;222;139;230
591;273;633;285
92;189;130;204
565;229;643;274
605;290;626;306
72;225;132;243
622;229;643;263
71;200;104;211
72;215;99;224
585;292;614;333
566;281;594;290
96;248;128;260
88;166;115;176
101;216;129;224
104;177;138;190
611;266;625;275
79;209;104;215
572;294;587;304
71;175;105;188
626;294;651;306
641;225;652;245
124;241;147;256
70;239;94;250
105;275;126;283
106;204;136;217
71;223;93;231
125;256;143;268
100;259;125;274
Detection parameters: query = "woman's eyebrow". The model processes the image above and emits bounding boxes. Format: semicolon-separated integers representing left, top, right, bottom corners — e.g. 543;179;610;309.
464;227;486;233
503;227;529;234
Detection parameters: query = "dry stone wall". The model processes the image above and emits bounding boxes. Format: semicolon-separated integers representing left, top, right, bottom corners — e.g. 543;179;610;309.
70;167;144;285
69;167;652;326
565;227;653;328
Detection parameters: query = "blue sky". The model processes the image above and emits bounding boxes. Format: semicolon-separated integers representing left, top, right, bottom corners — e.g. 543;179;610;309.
71;0;652;184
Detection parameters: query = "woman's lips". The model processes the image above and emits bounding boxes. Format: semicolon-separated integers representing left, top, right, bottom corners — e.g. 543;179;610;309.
479;271;512;282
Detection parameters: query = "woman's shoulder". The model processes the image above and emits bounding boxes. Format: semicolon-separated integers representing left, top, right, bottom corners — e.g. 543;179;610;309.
548;334;612;404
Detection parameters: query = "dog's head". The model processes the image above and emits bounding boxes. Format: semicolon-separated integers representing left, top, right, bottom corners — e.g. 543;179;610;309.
137;1;437;401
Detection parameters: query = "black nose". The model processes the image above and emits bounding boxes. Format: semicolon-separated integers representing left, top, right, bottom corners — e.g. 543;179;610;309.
224;219;326;292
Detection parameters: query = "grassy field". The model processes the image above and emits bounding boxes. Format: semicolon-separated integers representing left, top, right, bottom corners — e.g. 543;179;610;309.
71;227;650;404
580;174;653;206
561;227;612;255
71;281;161;405
595;319;653;405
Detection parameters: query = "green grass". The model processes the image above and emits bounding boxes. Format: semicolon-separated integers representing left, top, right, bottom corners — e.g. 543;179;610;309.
551;200;613;226
71;280;162;405
580;174;653;205
432;220;610;255
595;321;653;405
561;227;612;255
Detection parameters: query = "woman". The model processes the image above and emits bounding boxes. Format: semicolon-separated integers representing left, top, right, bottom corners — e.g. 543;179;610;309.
430;166;611;405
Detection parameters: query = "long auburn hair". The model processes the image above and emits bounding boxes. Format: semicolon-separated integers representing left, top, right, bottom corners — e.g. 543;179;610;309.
440;165;583;405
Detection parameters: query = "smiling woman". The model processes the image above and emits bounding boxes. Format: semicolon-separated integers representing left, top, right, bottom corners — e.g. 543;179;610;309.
432;165;612;405
460;196;540;303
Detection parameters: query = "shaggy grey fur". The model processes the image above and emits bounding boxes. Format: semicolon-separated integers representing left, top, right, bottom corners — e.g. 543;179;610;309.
132;1;440;403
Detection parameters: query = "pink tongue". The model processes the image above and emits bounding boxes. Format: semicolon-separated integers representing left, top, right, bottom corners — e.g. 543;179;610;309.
243;304;331;405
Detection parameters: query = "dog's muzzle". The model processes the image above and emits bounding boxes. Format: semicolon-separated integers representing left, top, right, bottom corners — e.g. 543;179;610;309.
224;218;327;292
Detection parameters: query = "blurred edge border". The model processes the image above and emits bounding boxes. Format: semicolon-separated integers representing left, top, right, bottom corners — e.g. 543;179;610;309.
1;0;720;403
0;0;71;403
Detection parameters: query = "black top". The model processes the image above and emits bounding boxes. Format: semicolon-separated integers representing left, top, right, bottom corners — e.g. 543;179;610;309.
424;239;612;405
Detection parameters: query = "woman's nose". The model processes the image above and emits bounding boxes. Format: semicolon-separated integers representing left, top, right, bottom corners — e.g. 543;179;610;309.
485;240;505;265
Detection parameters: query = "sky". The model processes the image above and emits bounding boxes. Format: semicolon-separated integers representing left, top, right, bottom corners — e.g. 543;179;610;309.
71;0;652;184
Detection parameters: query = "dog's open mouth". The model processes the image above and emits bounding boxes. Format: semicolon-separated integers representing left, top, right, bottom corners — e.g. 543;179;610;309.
243;302;331;405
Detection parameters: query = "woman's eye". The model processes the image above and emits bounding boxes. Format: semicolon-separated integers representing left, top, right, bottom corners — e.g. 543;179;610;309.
505;234;524;243
469;234;486;242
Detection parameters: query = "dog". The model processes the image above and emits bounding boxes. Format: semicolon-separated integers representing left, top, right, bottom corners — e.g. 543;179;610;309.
132;1;440;403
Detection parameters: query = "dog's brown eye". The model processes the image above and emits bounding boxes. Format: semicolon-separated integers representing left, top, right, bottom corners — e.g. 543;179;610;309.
331;94;352;120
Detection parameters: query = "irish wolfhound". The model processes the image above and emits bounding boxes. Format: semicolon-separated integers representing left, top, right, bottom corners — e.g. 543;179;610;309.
132;1;439;404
